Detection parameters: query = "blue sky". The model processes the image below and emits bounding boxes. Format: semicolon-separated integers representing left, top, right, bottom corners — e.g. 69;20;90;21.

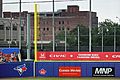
3;0;120;23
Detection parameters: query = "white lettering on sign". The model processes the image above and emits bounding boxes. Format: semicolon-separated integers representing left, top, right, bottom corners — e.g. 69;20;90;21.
95;68;112;74
39;53;46;58
77;54;100;58
112;55;120;58
49;54;66;58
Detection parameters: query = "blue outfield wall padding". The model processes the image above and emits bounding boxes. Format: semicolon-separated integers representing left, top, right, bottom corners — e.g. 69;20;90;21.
0;62;33;78
53;62;65;77
81;62;87;77
1;62;120;77
35;62;120;77
115;62;120;77
36;62;54;77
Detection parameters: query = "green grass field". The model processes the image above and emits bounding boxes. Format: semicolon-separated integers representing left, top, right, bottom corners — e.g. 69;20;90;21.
1;77;120;80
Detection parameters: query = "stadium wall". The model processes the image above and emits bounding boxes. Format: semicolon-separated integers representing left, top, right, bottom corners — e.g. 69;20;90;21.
0;62;33;78
35;62;120;77
0;62;120;78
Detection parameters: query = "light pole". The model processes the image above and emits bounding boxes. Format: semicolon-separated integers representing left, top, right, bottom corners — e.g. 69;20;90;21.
65;27;67;52
102;26;104;52
114;17;120;52
78;26;80;52
41;29;43;50
19;0;21;50
8;19;11;48
114;24;116;52
89;0;92;52
52;0;55;52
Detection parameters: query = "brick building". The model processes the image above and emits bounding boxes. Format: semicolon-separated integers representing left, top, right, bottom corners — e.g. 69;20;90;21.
0;18;20;47
3;5;98;43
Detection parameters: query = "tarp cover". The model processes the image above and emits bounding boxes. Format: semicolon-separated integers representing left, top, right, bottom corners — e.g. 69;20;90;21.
1;48;19;54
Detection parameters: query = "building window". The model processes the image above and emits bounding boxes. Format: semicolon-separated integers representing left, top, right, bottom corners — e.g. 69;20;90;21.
62;21;64;24
7;39;10;41
43;28;45;31
21;27;24;31
59;28;61;31
21;36;24;41
6;26;10;30
0;25;4;30
13;25;17;30
62;27;64;30
0;39;4;41
67;28;70;31
13;39;17;41
47;28;49;31
59;21;61;24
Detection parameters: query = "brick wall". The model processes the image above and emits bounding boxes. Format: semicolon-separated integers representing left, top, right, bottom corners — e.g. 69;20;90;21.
3;5;98;42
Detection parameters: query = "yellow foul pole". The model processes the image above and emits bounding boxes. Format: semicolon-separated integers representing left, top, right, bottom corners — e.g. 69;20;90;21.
34;3;38;62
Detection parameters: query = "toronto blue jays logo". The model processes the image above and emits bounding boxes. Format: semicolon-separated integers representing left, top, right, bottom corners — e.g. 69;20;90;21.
14;64;27;76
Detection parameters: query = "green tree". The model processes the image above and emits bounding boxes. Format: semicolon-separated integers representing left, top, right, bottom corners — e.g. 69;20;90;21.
100;19;116;46
92;19;120;46
49;19;120;51
56;25;89;47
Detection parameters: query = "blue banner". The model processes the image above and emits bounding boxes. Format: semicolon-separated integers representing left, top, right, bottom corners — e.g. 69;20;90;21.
1;48;19;54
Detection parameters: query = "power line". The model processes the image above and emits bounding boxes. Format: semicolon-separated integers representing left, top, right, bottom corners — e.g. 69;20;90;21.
3;0;85;4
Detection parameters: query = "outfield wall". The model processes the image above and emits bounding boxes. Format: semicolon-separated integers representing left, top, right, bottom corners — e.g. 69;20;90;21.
0;62;120;78
35;62;120;77
0;62;33;78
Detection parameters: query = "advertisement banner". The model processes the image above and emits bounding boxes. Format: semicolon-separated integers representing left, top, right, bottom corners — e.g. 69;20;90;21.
0;62;33;77
37;52;120;61
59;66;81;77
35;62;120;77
92;67;115;77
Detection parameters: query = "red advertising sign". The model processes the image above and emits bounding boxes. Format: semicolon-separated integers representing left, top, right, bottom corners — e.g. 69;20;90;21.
59;66;81;77
37;52;120;61
39;69;47;75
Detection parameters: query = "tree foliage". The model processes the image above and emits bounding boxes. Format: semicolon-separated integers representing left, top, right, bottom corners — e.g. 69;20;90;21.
92;19;120;46
55;19;120;48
